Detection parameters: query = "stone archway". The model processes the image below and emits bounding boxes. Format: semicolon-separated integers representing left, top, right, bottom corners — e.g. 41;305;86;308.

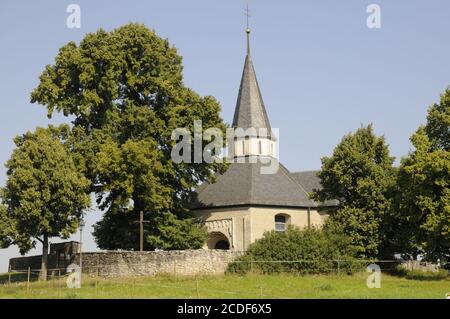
207;232;230;250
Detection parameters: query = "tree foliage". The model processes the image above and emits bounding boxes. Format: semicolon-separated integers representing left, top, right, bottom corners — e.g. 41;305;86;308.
30;23;227;250
393;89;450;261
313;125;396;258
228;227;358;274
0;203;12;249
0;126;91;278
425;88;450;151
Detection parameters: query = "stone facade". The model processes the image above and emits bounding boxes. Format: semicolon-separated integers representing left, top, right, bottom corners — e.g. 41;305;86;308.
193;206;329;251
9;250;243;278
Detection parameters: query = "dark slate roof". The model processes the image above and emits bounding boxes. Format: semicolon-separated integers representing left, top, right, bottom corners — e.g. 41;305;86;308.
232;52;272;137
193;159;317;209
289;171;339;207
289;171;322;194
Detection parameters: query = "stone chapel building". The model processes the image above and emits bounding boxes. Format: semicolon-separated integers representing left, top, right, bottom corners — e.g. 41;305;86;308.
192;28;337;251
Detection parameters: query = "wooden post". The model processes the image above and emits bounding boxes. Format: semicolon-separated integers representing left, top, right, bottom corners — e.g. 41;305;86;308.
134;211;148;252
140;211;144;252
58;269;61;298
26;267;30;294
95;267;99;289
8;264;11;286
196;277;200;298
173;259;177;276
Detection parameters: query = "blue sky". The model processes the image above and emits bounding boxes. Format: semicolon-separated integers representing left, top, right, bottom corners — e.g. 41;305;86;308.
0;0;449;271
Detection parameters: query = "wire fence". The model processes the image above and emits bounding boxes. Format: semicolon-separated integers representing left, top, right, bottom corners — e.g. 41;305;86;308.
228;259;402;274
0;259;414;298
2;272;300;299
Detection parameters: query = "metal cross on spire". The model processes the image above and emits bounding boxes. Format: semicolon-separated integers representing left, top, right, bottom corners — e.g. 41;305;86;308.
245;3;251;30
245;3;251;54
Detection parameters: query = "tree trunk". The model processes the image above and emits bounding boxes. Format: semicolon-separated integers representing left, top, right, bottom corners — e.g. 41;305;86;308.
40;234;49;281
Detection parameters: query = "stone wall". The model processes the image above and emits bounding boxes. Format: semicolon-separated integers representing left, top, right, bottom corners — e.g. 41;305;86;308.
9;250;243;277
399;260;441;273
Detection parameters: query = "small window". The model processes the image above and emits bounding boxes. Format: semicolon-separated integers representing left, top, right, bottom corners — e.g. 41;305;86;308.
275;215;286;232
258;140;263;154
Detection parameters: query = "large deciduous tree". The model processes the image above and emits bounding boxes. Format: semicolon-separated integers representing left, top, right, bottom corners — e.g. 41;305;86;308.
313;125;396;258
424;88;450;151
393;89;450;261
0;204;12;249
1;126;90;280
30;23;227;250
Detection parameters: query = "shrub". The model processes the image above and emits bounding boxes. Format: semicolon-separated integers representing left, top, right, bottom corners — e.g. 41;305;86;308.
227;226;363;275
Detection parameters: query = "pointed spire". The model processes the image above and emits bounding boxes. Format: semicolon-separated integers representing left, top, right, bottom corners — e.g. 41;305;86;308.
232;27;272;138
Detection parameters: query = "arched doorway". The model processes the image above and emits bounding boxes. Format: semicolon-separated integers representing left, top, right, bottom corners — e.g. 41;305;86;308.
207;232;230;250
214;240;230;250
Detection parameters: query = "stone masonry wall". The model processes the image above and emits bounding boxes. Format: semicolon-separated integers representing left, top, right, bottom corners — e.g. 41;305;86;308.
9;250;243;278
399;260;441;272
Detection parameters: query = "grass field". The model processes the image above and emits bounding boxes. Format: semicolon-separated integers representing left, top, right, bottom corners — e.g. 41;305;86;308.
0;272;449;299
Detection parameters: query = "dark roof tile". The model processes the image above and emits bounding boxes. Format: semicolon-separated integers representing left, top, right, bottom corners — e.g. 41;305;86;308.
194;159;317;209
289;171;339;207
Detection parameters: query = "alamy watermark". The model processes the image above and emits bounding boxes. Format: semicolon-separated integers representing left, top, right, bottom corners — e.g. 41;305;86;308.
66;263;81;288
367;4;381;29
171;121;280;174
66;4;81;29
366;264;381;288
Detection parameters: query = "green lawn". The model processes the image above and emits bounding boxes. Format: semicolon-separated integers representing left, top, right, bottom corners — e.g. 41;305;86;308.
0;272;449;299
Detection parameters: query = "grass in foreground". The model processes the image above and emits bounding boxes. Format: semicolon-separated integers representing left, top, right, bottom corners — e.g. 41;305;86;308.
0;272;449;299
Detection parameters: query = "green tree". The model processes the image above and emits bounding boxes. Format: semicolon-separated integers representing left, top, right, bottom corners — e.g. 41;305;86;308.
425;88;450;151
1;126;91;280
30;23;227;250
0;203;13;249
313;125;396;258
393;89;450;261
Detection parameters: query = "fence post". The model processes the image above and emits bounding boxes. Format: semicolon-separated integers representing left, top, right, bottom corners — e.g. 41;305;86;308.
26;267;30;294
173;259;177;276
8;264;11;286
337;261;340;275
58;269;61;298
96;267;99;290
196;277;200;298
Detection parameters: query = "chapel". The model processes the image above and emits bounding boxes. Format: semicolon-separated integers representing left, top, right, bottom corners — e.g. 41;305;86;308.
192;27;337;251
